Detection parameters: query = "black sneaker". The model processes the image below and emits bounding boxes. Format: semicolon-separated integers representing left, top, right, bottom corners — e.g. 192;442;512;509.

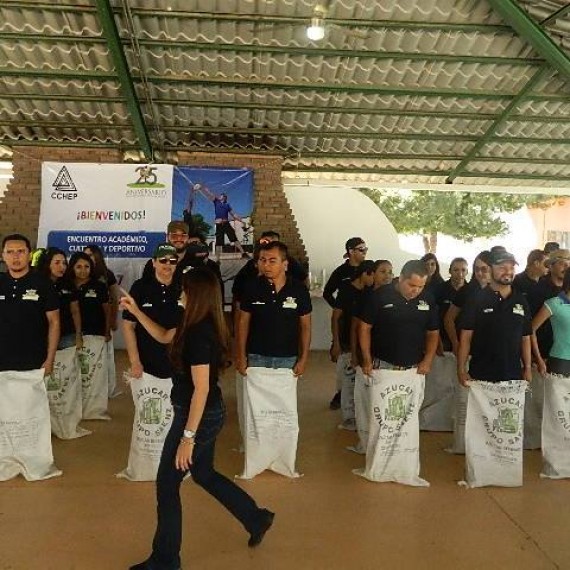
329;391;341;410
248;509;275;548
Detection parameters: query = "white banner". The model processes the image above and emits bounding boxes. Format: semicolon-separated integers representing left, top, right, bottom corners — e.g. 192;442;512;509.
117;373;174;481
462;380;526;488
420;352;456;432
0;369;62;481
353;368;429;487
337;353;356;431
237;367;301;480
46;346;91;440
541;374;570;479
80;335;110;420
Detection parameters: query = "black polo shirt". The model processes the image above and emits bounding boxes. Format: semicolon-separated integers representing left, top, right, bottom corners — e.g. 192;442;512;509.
360;283;439;367
123;277;182;378
434;279;460;351
241;276;312;357
513;271;539;299
334;282;368;351
171;318;222;408
527;275;562;356
0;270;60;371
76;279;109;336
54;279;79;337
461;286;532;382
323;261;360;307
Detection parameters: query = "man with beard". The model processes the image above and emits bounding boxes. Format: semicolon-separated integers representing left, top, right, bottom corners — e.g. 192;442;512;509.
457;250;532;387
142;220;190;282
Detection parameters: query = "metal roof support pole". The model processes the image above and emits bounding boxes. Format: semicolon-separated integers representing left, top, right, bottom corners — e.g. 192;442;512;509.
94;0;153;160
487;0;570;78
540;3;570;26
445;64;550;183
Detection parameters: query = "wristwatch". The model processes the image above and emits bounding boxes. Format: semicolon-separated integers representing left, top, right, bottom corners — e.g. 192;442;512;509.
183;429;196;440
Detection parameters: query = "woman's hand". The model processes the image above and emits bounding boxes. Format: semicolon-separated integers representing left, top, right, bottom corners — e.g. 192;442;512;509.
119;290;141;318
175;439;194;471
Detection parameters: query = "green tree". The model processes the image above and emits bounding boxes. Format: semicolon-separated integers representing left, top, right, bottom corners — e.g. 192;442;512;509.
360;189;558;253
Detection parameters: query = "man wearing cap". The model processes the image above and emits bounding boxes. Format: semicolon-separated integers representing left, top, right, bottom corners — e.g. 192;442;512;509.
194;184;248;260
142;220;190;281
123;243;182;380
358;260;439;376
457;250;532;387
528;249;570;355
513;249;548;298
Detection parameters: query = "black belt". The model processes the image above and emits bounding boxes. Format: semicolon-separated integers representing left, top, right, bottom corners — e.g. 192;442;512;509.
548;357;570;376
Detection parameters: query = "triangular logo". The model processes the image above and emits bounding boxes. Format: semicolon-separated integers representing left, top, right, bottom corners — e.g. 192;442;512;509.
52;166;77;192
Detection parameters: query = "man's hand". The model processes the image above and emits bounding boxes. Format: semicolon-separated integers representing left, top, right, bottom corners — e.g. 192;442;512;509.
523;366;533;383
293;358;307;377
236;355;248;376
42;360;54;376
129;361;144;379
451;341;459;358
417;359;432;376
457;370;471;387
330;343;341;363
361;358;373;376
536;357;547;377
75;334;83;350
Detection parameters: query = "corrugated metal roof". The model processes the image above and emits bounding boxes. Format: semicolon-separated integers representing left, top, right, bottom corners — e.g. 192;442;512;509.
0;0;569;187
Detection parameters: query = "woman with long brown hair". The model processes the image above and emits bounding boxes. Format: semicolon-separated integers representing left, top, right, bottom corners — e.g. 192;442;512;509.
121;267;274;570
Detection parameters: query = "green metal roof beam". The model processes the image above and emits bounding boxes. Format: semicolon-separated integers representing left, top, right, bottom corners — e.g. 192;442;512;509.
2;92;570;123
540;3;570;26
0;31;542;67
2;67;566;102
488;0;570;79
94;0;152;160
446;65;551;183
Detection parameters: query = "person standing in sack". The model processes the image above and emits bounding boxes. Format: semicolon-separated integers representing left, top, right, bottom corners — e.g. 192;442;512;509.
123;243;182;381
121;267;275;570
456;249;532;388
0;234;60;374
236;240;312;376
531;268;570;378
324;237;368;410
37;247;82;350
358;260;439;376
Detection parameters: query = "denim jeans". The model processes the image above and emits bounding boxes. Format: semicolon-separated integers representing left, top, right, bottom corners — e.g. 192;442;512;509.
248;353;297;369
148;399;265;569
57;334;76;350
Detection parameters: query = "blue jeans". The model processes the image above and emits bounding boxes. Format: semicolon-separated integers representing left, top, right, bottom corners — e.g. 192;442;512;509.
148;400;265;569
248;354;297;369
57;334;76;350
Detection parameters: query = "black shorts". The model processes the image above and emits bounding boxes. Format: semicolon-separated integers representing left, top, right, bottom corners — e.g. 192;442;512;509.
215;221;238;246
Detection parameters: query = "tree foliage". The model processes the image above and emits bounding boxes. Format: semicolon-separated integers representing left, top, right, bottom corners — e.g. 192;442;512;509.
360;188;558;252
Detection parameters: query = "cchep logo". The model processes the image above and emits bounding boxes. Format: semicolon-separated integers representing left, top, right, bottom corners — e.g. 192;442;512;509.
51;166;78;200
126;165;167;198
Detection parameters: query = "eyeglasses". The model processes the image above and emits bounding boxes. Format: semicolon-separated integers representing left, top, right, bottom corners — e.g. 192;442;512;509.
354;247;368;253
157;258;178;265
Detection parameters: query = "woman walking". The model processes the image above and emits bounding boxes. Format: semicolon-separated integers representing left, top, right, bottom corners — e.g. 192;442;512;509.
121;267;274;570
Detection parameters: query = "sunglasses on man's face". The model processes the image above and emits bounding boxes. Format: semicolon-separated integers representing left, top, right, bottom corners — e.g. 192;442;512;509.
157;258;178;265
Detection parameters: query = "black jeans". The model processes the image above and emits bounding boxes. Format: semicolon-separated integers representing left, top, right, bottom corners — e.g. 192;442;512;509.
148;399;263;569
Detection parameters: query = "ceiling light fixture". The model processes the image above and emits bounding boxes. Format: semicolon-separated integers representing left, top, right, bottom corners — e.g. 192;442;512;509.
306;17;325;41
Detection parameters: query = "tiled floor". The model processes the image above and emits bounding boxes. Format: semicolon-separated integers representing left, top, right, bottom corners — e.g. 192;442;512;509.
1;351;568;570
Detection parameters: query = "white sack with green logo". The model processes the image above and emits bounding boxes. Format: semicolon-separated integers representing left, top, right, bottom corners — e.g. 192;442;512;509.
0;368;62;481
523;368;544;450
235;371;245;452
237;367;301;479
117;373;173;481
462;380;526;488
46;346;91;440
420;352;456;432
338;353;356;431
80;335;110;420
350;367;370;454
541;374;570;479
107;339;121;399
353;368;428;487
447;383;469;454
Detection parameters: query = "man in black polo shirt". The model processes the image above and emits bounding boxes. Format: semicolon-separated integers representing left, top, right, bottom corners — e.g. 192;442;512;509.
142;220;191;281
123;243;182;380
457;250;532;386
0;234;60;373
359;260;439;375
513;249;548;298
236;241;311;376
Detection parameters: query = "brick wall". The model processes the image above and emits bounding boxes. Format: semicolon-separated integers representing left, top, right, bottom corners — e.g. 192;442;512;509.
177;151;307;264
0;147;308;266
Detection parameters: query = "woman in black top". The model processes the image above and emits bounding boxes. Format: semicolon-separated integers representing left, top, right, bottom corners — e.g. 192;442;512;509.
121;267;274;570
65;252;110;340
420;252;444;295
37;247;82;350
